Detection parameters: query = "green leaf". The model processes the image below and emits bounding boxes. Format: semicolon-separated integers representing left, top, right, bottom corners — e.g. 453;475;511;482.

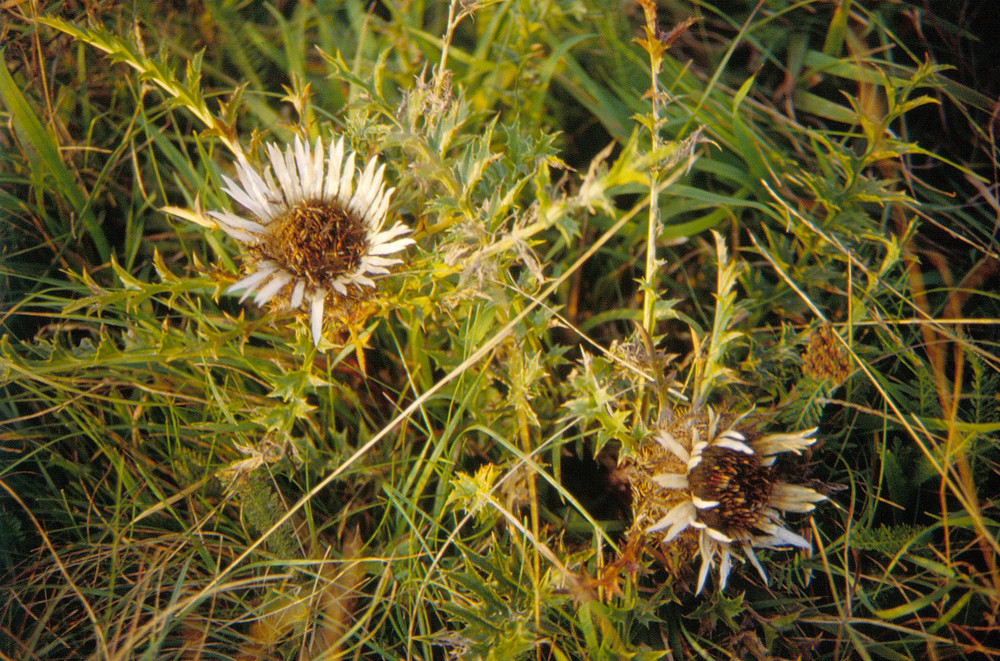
792;89;858;124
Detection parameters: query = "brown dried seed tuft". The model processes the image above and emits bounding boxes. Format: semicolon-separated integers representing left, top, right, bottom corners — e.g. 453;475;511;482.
802;324;851;385
689;447;773;533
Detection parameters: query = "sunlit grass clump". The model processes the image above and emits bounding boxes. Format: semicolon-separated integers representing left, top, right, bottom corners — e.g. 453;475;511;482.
2;0;999;659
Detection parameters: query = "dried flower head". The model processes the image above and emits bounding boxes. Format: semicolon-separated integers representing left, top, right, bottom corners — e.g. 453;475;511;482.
625;407;826;593
210;136;414;344
802;324;851;385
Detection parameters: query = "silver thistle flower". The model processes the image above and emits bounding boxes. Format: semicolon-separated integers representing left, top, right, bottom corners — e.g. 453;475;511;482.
209;136;414;344
630;408;826;593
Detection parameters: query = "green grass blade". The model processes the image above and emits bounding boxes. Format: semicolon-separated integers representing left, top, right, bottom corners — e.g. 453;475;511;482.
0;48;111;261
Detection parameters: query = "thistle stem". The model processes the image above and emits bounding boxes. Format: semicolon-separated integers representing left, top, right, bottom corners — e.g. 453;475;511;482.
639;0;663;339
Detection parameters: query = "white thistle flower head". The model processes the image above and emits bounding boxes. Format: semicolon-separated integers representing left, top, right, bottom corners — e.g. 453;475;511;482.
209;136;414;344
625;408;827;594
